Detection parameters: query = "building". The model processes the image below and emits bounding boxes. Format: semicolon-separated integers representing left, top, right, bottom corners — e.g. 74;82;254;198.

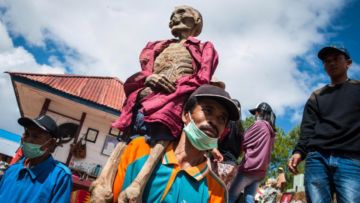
7;72;126;181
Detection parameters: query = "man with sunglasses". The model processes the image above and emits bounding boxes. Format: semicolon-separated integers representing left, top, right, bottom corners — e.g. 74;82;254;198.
0;115;72;202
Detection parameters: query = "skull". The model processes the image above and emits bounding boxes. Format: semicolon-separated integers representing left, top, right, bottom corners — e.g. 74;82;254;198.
169;5;203;38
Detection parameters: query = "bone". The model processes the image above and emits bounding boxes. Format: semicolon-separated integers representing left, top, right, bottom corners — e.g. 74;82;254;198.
117;141;169;203
90;142;127;203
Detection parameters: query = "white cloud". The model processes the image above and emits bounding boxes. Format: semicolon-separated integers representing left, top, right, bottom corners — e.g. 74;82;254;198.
349;62;360;78
0;22;13;51
0;20;65;134
0;0;348;133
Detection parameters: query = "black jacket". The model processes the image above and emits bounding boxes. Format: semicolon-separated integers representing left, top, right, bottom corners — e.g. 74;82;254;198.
294;79;360;158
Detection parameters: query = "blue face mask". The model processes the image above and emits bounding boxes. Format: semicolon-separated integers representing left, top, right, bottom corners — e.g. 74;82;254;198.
22;140;50;159
183;113;218;151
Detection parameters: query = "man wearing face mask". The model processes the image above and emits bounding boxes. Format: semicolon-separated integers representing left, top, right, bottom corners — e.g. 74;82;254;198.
228;102;276;203
112;84;239;203
0;115;72;202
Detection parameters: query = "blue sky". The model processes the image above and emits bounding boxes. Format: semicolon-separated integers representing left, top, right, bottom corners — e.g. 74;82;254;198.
278;0;360;132
0;0;359;134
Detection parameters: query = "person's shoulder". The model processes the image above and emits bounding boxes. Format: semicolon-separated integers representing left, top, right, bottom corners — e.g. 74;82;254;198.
51;159;71;176
4;158;24;172
10;159;24;167
311;85;328;97
128;137;149;149
186;36;215;48
141;40;166;51
145;39;173;47
348;79;360;85
123;137;151;159
1;163;19;176
311;79;360;98
254;120;274;134
255;119;267;125
252;120;269;129
55;162;72;176
304;85;328;103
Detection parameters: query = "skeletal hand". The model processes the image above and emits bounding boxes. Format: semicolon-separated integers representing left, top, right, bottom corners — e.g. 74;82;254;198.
89;180;113;203
118;181;142;203
145;74;176;93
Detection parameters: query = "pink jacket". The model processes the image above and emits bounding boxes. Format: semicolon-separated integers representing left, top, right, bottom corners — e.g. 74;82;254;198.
112;37;218;137
238;120;275;178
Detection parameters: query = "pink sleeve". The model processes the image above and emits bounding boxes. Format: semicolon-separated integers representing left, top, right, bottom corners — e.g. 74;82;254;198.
177;41;218;88
122;41;161;96
239;121;274;174
112;41;161;130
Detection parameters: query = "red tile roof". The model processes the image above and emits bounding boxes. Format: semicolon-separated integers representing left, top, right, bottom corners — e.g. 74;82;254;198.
7;72;126;111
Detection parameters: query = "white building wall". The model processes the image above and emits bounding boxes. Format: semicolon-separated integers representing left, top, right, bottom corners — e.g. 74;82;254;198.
14;82;121;176
47;100;119;175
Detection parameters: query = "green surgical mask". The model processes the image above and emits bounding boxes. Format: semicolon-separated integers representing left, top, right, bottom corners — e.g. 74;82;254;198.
183;113;218;151
22;141;47;159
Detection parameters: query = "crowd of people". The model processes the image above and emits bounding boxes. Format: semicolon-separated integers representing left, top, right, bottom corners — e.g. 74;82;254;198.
0;4;359;203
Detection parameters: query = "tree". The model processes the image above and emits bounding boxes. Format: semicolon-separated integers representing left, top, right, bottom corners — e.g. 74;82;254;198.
242;116;255;129
268;126;305;190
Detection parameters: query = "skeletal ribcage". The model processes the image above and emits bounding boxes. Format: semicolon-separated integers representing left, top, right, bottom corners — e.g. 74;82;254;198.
139;43;194;99
153;43;193;83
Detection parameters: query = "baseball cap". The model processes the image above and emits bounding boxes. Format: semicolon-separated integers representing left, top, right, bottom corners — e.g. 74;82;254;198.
318;45;351;61
189;84;239;121
18;115;58;138
249;102;273;115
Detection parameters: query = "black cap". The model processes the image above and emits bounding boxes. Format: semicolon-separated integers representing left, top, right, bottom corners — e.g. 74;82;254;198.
189;84;239;121
249;102;273;115
18;115;58;138
318;45;351;61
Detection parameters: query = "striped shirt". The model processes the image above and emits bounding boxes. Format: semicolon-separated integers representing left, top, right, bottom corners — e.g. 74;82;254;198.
113;137;227;203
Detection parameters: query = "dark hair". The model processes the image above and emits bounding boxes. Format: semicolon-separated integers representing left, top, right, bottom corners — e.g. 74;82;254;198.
256;110;276;131
183;96;198;113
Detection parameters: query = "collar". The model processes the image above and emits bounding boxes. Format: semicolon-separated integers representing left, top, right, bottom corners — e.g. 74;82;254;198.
162;143;209;181
329;78;350;87
167;36;200;45
20;155;55;180
186;36;200;44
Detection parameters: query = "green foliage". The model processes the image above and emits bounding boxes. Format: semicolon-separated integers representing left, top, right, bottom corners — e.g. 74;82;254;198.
242;116;255;130
268;125;305;189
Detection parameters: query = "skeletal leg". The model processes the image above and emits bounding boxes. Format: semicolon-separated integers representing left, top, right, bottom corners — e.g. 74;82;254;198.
118;140;169;203
90;142;127;203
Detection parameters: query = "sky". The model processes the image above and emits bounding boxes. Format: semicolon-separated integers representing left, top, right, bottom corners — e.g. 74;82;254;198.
0;0;359;135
